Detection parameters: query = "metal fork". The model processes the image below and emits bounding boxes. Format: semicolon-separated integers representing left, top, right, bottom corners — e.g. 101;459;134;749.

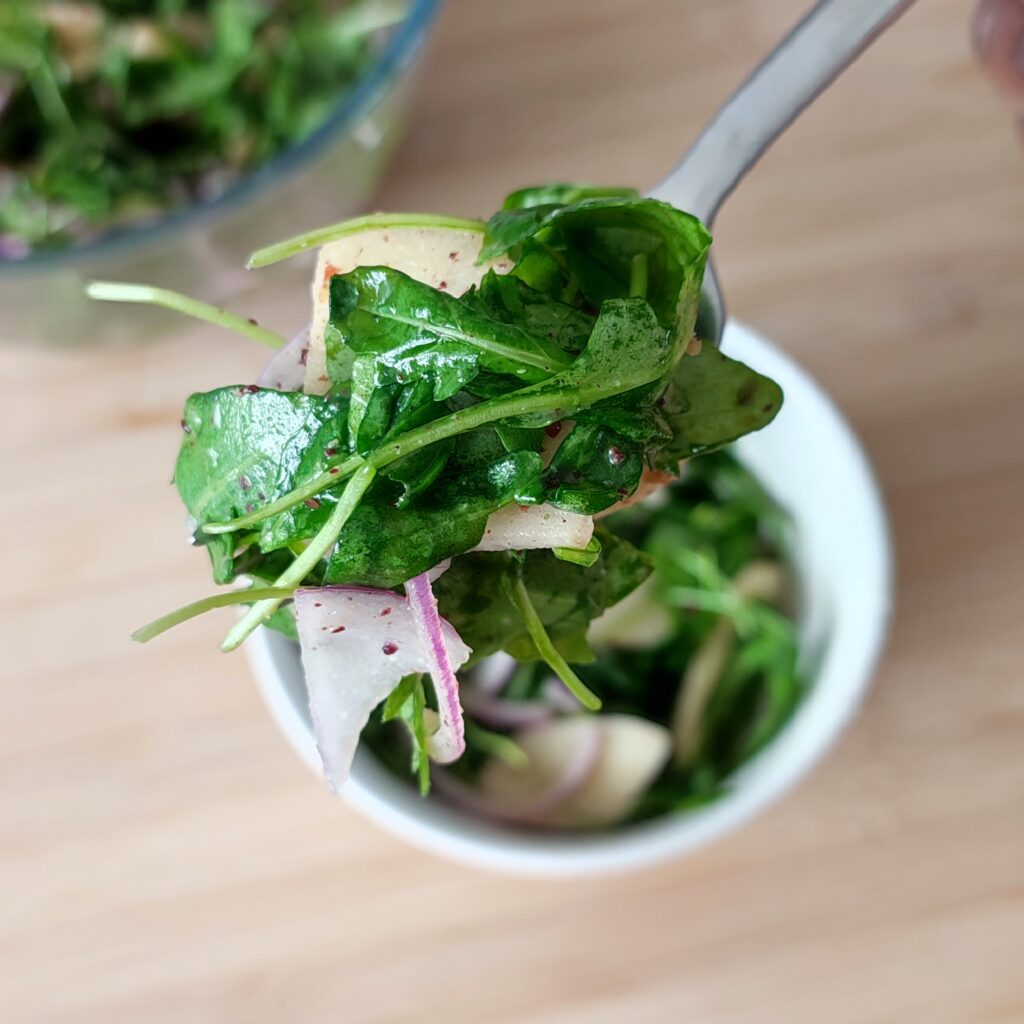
648;0;918;345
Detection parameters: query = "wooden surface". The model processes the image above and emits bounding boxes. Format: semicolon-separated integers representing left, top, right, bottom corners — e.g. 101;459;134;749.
3;1;1023;1020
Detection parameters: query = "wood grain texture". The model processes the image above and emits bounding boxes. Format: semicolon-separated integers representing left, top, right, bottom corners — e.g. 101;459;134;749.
2;1;1023;1021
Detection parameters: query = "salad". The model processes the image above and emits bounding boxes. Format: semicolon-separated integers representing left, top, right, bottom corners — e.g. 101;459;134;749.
114;185;801;829
0;0;407;257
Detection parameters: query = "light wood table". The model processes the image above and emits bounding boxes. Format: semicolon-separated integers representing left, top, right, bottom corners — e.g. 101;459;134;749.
3;1;1022;1021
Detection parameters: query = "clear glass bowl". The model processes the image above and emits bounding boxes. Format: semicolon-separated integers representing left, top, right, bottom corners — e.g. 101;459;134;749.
0;0;442;347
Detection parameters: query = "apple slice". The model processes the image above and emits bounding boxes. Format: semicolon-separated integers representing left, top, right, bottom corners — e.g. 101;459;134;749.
587;576;675;650
473;503;594;553
477;714;672;828
305;226;514;394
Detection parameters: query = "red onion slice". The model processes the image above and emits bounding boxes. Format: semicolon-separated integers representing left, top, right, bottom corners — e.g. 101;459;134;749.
460;688;553;730
294;585;470;789
472;651;517;695
405;571;467;764
433;721;603;827
541;676;584;713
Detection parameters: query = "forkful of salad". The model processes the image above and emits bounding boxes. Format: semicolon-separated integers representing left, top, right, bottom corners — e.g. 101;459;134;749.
83;0;918;806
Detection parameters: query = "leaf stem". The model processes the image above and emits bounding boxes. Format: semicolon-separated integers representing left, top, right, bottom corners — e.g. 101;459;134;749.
202;454;365;534
663;587;742;618
202;387;565;536
629;253;648;299
220;463;377;651
132;587;295;643
465;721;528;768
29;58;74;134
552;536;601;567
247;212;487;269
505;576;602;711
85;282;286;349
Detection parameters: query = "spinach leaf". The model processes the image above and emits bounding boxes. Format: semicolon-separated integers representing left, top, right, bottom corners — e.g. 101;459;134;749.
543;424;645;514
202;297;679;545
493;298;674;428
482;196;711;340
462;270;595;356
434;528;653;665
174;387;349;581
481;186;643;262
324;445;544;588
329;267;573;386
656;343;784;463
502;184;641;210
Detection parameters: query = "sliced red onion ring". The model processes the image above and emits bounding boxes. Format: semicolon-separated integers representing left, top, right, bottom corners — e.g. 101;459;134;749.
432;720;603;826
257;327;310;391
405;571;466;764
472;651;518;695
541;676;584;713
460;688;552;730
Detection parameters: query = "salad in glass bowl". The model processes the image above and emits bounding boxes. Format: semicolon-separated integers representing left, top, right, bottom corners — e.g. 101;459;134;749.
0;0;440;345
117;185;802;830
0;0;411;255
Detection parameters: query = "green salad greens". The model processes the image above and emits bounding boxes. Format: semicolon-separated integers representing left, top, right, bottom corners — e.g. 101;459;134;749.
367;451;802;820
0;0;407;256
113;185;800;830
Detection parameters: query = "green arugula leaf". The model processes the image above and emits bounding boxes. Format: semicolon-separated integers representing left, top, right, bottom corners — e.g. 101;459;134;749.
462;270;595;356
329;267;573;386
381;674;432;795
543;424;645;515
324;444;544;588
502;570;602;709
482;196;711;340
175;387;349;582
501;184;641;210
698;605;801;773
433;527;653;665
657;343;784;463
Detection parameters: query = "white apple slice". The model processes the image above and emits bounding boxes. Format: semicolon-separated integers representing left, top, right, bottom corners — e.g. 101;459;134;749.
467;717;603;824
587;575;675;650
478;714;672;828
473;503;594;553
305;226;514;395
671;559;788;765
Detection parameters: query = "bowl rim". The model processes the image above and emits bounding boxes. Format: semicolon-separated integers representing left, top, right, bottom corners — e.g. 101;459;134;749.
0;0;443;278
247;320;894;877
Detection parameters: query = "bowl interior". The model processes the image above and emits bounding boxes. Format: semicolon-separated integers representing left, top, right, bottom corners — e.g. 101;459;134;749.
247;320;892;877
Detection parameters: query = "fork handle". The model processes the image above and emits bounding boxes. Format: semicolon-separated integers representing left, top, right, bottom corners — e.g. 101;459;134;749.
649;0;917;225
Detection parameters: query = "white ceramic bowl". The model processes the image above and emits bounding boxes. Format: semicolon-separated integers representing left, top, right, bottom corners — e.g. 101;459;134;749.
246;321;893;877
